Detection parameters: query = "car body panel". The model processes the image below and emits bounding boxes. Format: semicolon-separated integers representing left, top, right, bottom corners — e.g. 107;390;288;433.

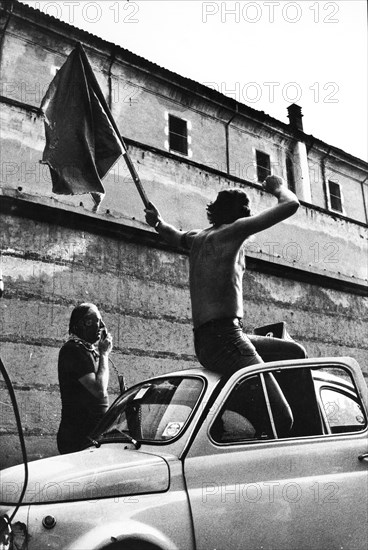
185;431;368;549
0;447;170;504
25;458;195;550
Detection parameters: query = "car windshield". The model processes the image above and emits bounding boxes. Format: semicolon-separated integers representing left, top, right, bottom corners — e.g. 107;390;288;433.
92;376;204;444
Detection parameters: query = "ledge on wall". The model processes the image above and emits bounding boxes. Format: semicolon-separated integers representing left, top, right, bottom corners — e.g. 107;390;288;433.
1;187;367;298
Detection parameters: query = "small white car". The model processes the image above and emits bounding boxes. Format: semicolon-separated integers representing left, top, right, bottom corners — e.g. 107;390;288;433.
0;356;367;550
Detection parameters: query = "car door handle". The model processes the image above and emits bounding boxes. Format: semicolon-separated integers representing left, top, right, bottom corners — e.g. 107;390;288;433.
358;453;368;461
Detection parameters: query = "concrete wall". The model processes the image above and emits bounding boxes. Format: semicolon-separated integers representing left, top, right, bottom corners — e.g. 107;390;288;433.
0;1;367;469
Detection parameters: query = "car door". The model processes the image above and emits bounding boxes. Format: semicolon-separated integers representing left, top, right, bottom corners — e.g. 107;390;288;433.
183;358;368;550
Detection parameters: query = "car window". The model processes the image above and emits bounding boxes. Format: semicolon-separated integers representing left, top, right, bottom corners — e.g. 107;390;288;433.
320;388;366;433
210;365;366;445
313;367;367;434
92;376;204;443
211;374;274;443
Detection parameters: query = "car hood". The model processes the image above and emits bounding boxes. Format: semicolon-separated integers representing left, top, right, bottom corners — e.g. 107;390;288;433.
0;445;170;504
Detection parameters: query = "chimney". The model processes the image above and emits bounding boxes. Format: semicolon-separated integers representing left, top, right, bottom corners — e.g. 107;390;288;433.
287;103;304;132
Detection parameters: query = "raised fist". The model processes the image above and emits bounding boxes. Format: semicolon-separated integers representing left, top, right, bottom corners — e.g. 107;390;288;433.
263;175;285;196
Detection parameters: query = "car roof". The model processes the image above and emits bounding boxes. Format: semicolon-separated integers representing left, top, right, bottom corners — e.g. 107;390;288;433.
145;357;358;385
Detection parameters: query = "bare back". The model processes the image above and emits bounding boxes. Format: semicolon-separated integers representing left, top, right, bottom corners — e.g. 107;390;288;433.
187;227;246;328
146;182;299;330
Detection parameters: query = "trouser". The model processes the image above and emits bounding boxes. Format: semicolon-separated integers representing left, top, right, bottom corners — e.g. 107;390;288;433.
194;317;307;375
247;334;307;363
57;423;87;454
57;412;104;454
194;318;262;375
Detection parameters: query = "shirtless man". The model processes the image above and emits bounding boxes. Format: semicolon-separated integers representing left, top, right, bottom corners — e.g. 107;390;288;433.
145;175;299;374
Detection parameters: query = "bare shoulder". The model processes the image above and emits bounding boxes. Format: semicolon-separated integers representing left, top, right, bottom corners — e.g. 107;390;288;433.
184;228;208;248
197;224;250;256
209;219;254;242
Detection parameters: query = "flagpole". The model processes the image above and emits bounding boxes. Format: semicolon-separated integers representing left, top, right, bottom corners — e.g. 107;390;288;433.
120;142;150;208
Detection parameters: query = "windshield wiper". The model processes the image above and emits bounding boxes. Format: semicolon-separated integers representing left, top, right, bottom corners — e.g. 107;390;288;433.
87;436;101;448
100;428;141;449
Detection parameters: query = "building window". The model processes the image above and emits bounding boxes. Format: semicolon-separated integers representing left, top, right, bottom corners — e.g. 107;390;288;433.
286;155;296;193
328;180;343;213
168;115;188;155
256;150;271;183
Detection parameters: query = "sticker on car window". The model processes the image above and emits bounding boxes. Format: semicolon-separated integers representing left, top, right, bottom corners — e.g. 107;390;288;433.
162;422;184;438
133;386;150;400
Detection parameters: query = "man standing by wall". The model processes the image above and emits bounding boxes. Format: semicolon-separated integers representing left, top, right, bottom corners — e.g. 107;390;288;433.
145;175;300;375
57;303;113;454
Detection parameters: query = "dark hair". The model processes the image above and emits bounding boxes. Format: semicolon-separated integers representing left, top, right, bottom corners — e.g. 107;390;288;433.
69;303;97;334
206;189;251;226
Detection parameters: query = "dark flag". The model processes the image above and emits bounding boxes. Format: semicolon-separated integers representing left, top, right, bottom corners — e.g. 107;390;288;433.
40;43;124;206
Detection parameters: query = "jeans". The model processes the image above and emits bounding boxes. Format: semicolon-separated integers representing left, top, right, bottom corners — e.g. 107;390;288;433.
194;320;263;375
193;319;307;375
247;334;307;363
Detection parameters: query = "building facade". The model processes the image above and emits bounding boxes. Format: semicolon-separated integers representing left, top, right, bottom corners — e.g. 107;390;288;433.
0;0;367;468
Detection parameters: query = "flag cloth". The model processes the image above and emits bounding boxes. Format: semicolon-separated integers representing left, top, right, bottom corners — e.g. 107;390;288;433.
40;43;124;203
